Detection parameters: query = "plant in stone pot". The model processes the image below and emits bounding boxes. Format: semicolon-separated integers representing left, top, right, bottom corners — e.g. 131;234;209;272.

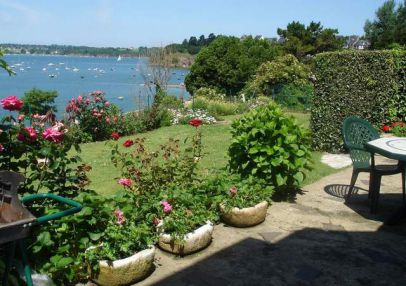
207;174;274;227
154;184;218;256
85;206;157;286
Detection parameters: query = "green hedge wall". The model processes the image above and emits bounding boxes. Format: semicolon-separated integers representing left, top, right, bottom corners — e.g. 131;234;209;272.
311;50;406;152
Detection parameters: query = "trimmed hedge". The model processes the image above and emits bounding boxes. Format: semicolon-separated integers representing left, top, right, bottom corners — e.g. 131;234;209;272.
311;50;406;152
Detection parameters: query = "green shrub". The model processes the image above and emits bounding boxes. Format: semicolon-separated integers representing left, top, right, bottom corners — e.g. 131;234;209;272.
160;94;184;109
194;87;225;100
191;96;249;116
311;50;406;152
273;83;313;111
228;102;312;192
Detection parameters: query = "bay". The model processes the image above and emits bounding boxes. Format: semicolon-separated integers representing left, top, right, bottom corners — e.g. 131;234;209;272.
0;54;190;118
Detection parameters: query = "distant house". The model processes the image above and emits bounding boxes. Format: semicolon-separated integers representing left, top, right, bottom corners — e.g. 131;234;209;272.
344;36;370;50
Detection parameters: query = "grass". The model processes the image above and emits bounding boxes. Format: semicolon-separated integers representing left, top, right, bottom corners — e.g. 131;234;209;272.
77;112;337;195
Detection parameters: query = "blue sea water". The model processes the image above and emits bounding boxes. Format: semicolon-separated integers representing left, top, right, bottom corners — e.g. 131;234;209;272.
0;54;190;118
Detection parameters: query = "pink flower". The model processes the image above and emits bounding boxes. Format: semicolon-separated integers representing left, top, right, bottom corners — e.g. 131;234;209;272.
32;113;41;120
95;97;101;102
113;116;118;124
229;186;237;196
93;90;103;96
105;101;111;107
0;144;4;152
77;95;83;102
118;178;132;187
85;98;91;105
153;217;162;226
160;200;172;214
42;127;63;143
17;127;37;143
17;114;25;122
0;96;23;111
105;117;110;124
113;209;126;225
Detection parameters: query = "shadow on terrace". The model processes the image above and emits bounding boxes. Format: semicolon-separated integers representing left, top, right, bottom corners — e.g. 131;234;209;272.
151;225;406;286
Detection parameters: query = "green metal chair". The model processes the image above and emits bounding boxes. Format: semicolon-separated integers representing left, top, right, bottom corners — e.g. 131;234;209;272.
342;116;402;211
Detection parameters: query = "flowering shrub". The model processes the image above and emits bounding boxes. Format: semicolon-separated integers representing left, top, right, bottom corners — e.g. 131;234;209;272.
205;173;274;210
65;90;123;142
170;108;217;125
388;121;406;137
111;120;203;194
154;184;218;241
0;95;91;197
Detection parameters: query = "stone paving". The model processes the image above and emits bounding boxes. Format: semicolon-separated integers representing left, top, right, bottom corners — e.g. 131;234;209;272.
131;156;406;286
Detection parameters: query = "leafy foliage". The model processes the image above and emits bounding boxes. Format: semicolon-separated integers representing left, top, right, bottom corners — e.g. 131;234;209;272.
205;173;274;209
311;50;406;152
245;54;310;97
166;33;219;55
21;88;58;115
185;36;282;95
228;102;312;191
0;49;14;75
364;0;406;49
277;21;344;58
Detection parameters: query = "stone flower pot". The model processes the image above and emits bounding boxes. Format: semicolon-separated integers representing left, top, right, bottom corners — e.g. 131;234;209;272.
92;246;155;286
220;201;268;227
158;221;213;255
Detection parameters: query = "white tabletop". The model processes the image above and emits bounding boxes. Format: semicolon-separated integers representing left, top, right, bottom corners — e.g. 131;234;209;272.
366;137;406;160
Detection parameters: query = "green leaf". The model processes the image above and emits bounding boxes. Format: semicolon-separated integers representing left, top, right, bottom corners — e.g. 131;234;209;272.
89;232;103;241
56;257;74;268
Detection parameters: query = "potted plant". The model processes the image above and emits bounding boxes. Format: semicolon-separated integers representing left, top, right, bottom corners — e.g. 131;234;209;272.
154;185;218;255
209;174;274;227
85;208;156;286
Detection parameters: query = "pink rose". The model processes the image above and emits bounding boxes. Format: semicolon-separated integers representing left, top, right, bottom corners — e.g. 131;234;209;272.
42;127;63;143
85;98;91;105
229;186;237;196
160;200;172;214
17;127;37;143
105;117;110;124
113;209;126;225
17;114;25;122
77;95;83;102
0;96;23;111
105;101;111;107
0;144;4;152
118;178;132;187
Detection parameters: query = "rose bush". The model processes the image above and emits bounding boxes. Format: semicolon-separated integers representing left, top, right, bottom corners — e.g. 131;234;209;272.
65;90;124;142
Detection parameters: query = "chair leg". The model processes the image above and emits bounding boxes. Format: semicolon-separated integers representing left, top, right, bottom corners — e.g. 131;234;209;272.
371;175;382;214
346;169;359;201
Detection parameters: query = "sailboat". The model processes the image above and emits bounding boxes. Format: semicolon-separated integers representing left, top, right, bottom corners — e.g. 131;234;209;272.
117;55;122;62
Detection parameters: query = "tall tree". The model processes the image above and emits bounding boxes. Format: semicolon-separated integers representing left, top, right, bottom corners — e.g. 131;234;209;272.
364;0;405;48
185;36;282;95
277;21;343;58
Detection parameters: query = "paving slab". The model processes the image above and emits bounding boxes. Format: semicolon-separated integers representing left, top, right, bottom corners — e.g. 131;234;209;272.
126;160;406;285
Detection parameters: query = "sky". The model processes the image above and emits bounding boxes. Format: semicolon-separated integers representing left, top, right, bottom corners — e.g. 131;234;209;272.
0;0;398;48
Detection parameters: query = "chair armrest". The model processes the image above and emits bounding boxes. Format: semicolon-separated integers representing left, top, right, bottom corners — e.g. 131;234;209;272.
21;193;82;225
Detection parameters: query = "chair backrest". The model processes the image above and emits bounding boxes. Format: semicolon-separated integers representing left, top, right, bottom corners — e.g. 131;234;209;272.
342;116;380;169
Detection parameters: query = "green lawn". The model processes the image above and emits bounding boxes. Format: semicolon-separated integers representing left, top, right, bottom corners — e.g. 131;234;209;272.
77;112;338;195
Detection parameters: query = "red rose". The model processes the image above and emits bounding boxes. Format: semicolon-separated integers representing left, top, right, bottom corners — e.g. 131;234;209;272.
382;125;391;133
0;96;23;111
111;132;120;140
189;118;203;127
123;140;134;147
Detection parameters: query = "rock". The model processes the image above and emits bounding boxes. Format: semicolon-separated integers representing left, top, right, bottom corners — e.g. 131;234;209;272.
158;221;213;255
220;201;268;227
93;247;155;286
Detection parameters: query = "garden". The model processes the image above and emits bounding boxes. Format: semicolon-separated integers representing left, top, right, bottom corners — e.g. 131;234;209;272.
0;30;405;286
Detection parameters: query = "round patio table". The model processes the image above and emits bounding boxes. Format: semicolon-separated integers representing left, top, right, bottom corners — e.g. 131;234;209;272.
365;137;406;224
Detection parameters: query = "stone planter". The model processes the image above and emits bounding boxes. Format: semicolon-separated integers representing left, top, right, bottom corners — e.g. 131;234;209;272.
220;201;268;227
92;246;155;286
158;221;213;255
